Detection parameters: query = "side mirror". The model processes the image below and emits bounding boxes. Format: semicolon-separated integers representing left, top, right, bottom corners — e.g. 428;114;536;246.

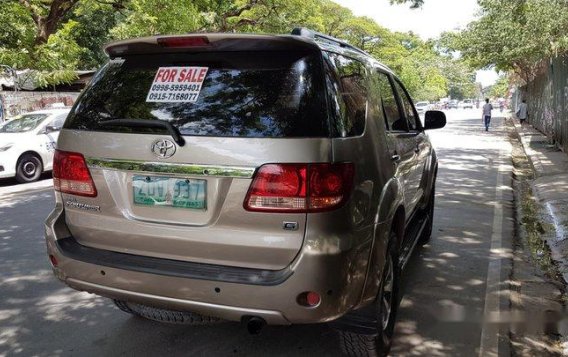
44;125;59;133
424;110;446;130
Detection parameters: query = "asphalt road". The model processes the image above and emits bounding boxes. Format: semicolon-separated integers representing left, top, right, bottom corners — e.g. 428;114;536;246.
0;109;513;356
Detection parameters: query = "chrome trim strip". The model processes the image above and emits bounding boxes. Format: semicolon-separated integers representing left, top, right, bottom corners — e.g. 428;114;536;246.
86;158;255;178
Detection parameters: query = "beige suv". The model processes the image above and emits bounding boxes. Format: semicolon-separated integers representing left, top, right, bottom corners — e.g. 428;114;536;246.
44;28;445;356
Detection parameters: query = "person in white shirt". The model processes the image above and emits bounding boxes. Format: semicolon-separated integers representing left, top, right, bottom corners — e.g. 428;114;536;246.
482;98;493;131
516;99;528;125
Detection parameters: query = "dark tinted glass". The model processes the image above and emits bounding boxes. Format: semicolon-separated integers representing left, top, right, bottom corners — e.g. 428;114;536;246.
50;113;68;130
65;51;328;138
376;72;406;131
393;80;419;131
323;52;367;137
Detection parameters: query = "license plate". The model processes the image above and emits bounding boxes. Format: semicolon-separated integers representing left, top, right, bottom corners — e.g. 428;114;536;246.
132;175;206;210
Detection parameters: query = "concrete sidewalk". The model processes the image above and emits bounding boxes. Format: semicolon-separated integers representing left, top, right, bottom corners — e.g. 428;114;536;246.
513;120;568;280
508;118;568;355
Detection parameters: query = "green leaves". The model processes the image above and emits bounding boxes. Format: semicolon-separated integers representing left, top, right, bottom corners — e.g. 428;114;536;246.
110;0;202;39
453;0;568;83
0;0;475;98
390;0;424;9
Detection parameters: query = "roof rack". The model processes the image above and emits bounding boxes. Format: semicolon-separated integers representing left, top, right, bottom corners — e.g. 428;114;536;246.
291;27;369;57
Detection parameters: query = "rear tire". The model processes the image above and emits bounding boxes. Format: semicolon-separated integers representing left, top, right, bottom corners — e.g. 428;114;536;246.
113;299;138;315
113;300;221;325
339;232;400;356
15;154;43;183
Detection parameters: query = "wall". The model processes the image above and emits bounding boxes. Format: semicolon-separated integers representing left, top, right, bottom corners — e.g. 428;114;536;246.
0;91;79;120
520;56;568;153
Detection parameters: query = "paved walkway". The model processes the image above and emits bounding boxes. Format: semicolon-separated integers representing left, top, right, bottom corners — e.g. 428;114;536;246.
513;120;568;280
511;118;568;355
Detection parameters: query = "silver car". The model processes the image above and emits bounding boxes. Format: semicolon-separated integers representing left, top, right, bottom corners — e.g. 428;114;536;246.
45;28;445;356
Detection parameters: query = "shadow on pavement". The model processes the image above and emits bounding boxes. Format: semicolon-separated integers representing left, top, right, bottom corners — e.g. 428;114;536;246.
0;190;340;356
0;172;52;187
390;115;513;356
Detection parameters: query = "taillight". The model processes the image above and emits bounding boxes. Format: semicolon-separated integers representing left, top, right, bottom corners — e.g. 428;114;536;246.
244;163;354;213
53;150;97;197
157;36;210;48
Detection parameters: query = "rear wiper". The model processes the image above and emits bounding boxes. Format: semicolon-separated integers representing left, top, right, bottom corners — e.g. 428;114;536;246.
100;119;185;147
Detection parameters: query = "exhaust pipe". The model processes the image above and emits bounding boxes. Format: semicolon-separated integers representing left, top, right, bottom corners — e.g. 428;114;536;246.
244;316;266;335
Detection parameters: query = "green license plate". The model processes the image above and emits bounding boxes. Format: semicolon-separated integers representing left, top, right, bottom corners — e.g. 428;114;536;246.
132;175;206;210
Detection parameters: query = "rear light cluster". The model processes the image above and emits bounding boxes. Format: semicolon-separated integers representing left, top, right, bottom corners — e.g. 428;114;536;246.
244;163;354;213
53;150;97;197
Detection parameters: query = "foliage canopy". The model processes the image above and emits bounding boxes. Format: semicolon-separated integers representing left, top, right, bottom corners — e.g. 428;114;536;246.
0;0;476;101
451;0;568;84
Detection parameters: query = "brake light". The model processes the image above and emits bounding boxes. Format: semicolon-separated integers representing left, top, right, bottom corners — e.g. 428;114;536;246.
244;163;354;213
157;36;210;48
53;150;97;197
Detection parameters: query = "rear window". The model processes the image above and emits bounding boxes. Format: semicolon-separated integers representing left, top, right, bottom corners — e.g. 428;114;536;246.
65;51;329;138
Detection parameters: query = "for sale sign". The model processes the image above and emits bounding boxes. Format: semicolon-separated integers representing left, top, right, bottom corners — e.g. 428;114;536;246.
146;66;209;103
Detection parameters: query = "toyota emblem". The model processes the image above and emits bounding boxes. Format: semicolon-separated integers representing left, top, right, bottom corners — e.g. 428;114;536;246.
151;139;176;159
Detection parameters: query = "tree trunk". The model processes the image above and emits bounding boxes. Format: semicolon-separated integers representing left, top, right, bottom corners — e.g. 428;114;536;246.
28;0;80;45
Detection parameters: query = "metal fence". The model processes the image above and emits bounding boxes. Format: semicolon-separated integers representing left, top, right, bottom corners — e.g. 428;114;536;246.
519;55;568;153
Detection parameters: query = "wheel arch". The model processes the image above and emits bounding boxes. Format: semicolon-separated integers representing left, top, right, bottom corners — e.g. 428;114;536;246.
17;151;45;171
358;178;405;306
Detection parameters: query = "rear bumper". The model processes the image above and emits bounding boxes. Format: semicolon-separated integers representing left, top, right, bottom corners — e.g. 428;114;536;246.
56;236;292;286
45;205;373;325
65;278;291;324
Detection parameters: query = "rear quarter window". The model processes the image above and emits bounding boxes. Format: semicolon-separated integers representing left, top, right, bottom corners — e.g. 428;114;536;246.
323;52;368;137
65;51;329;138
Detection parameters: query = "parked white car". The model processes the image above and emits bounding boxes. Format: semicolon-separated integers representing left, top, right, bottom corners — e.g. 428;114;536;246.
415;101;430;114
0;108;70;183
458;99;474;109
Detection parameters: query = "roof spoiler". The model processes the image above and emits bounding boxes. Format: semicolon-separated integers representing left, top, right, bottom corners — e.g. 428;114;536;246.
291;27;370;57
104;33;320;58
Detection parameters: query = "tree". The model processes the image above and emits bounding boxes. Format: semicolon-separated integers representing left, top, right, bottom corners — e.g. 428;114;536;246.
0;0;126;85
390;0;424;8
0;0;472;98
70;2;125;69
452;0;568;84
489;75;509;99
110;0;202;39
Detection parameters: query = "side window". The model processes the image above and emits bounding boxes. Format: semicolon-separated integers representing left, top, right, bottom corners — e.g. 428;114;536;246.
49;113;67;130
376;72;406;131
393;80;420;131
323;52;367;137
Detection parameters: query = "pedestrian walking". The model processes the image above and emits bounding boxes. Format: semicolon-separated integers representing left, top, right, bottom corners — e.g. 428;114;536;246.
516;99;528;125
482;98;493;131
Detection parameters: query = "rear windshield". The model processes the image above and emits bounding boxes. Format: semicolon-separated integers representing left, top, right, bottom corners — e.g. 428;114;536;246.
65;51;329;138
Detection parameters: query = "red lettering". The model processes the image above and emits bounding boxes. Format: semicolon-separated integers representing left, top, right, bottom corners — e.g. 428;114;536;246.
178;69;187;82
155;68;166;82
197;68;207;82
183;69;194;82
166;69;177;82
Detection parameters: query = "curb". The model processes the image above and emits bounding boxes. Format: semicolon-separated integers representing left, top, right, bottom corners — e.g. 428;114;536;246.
508;117;568;354
509;118;568;283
